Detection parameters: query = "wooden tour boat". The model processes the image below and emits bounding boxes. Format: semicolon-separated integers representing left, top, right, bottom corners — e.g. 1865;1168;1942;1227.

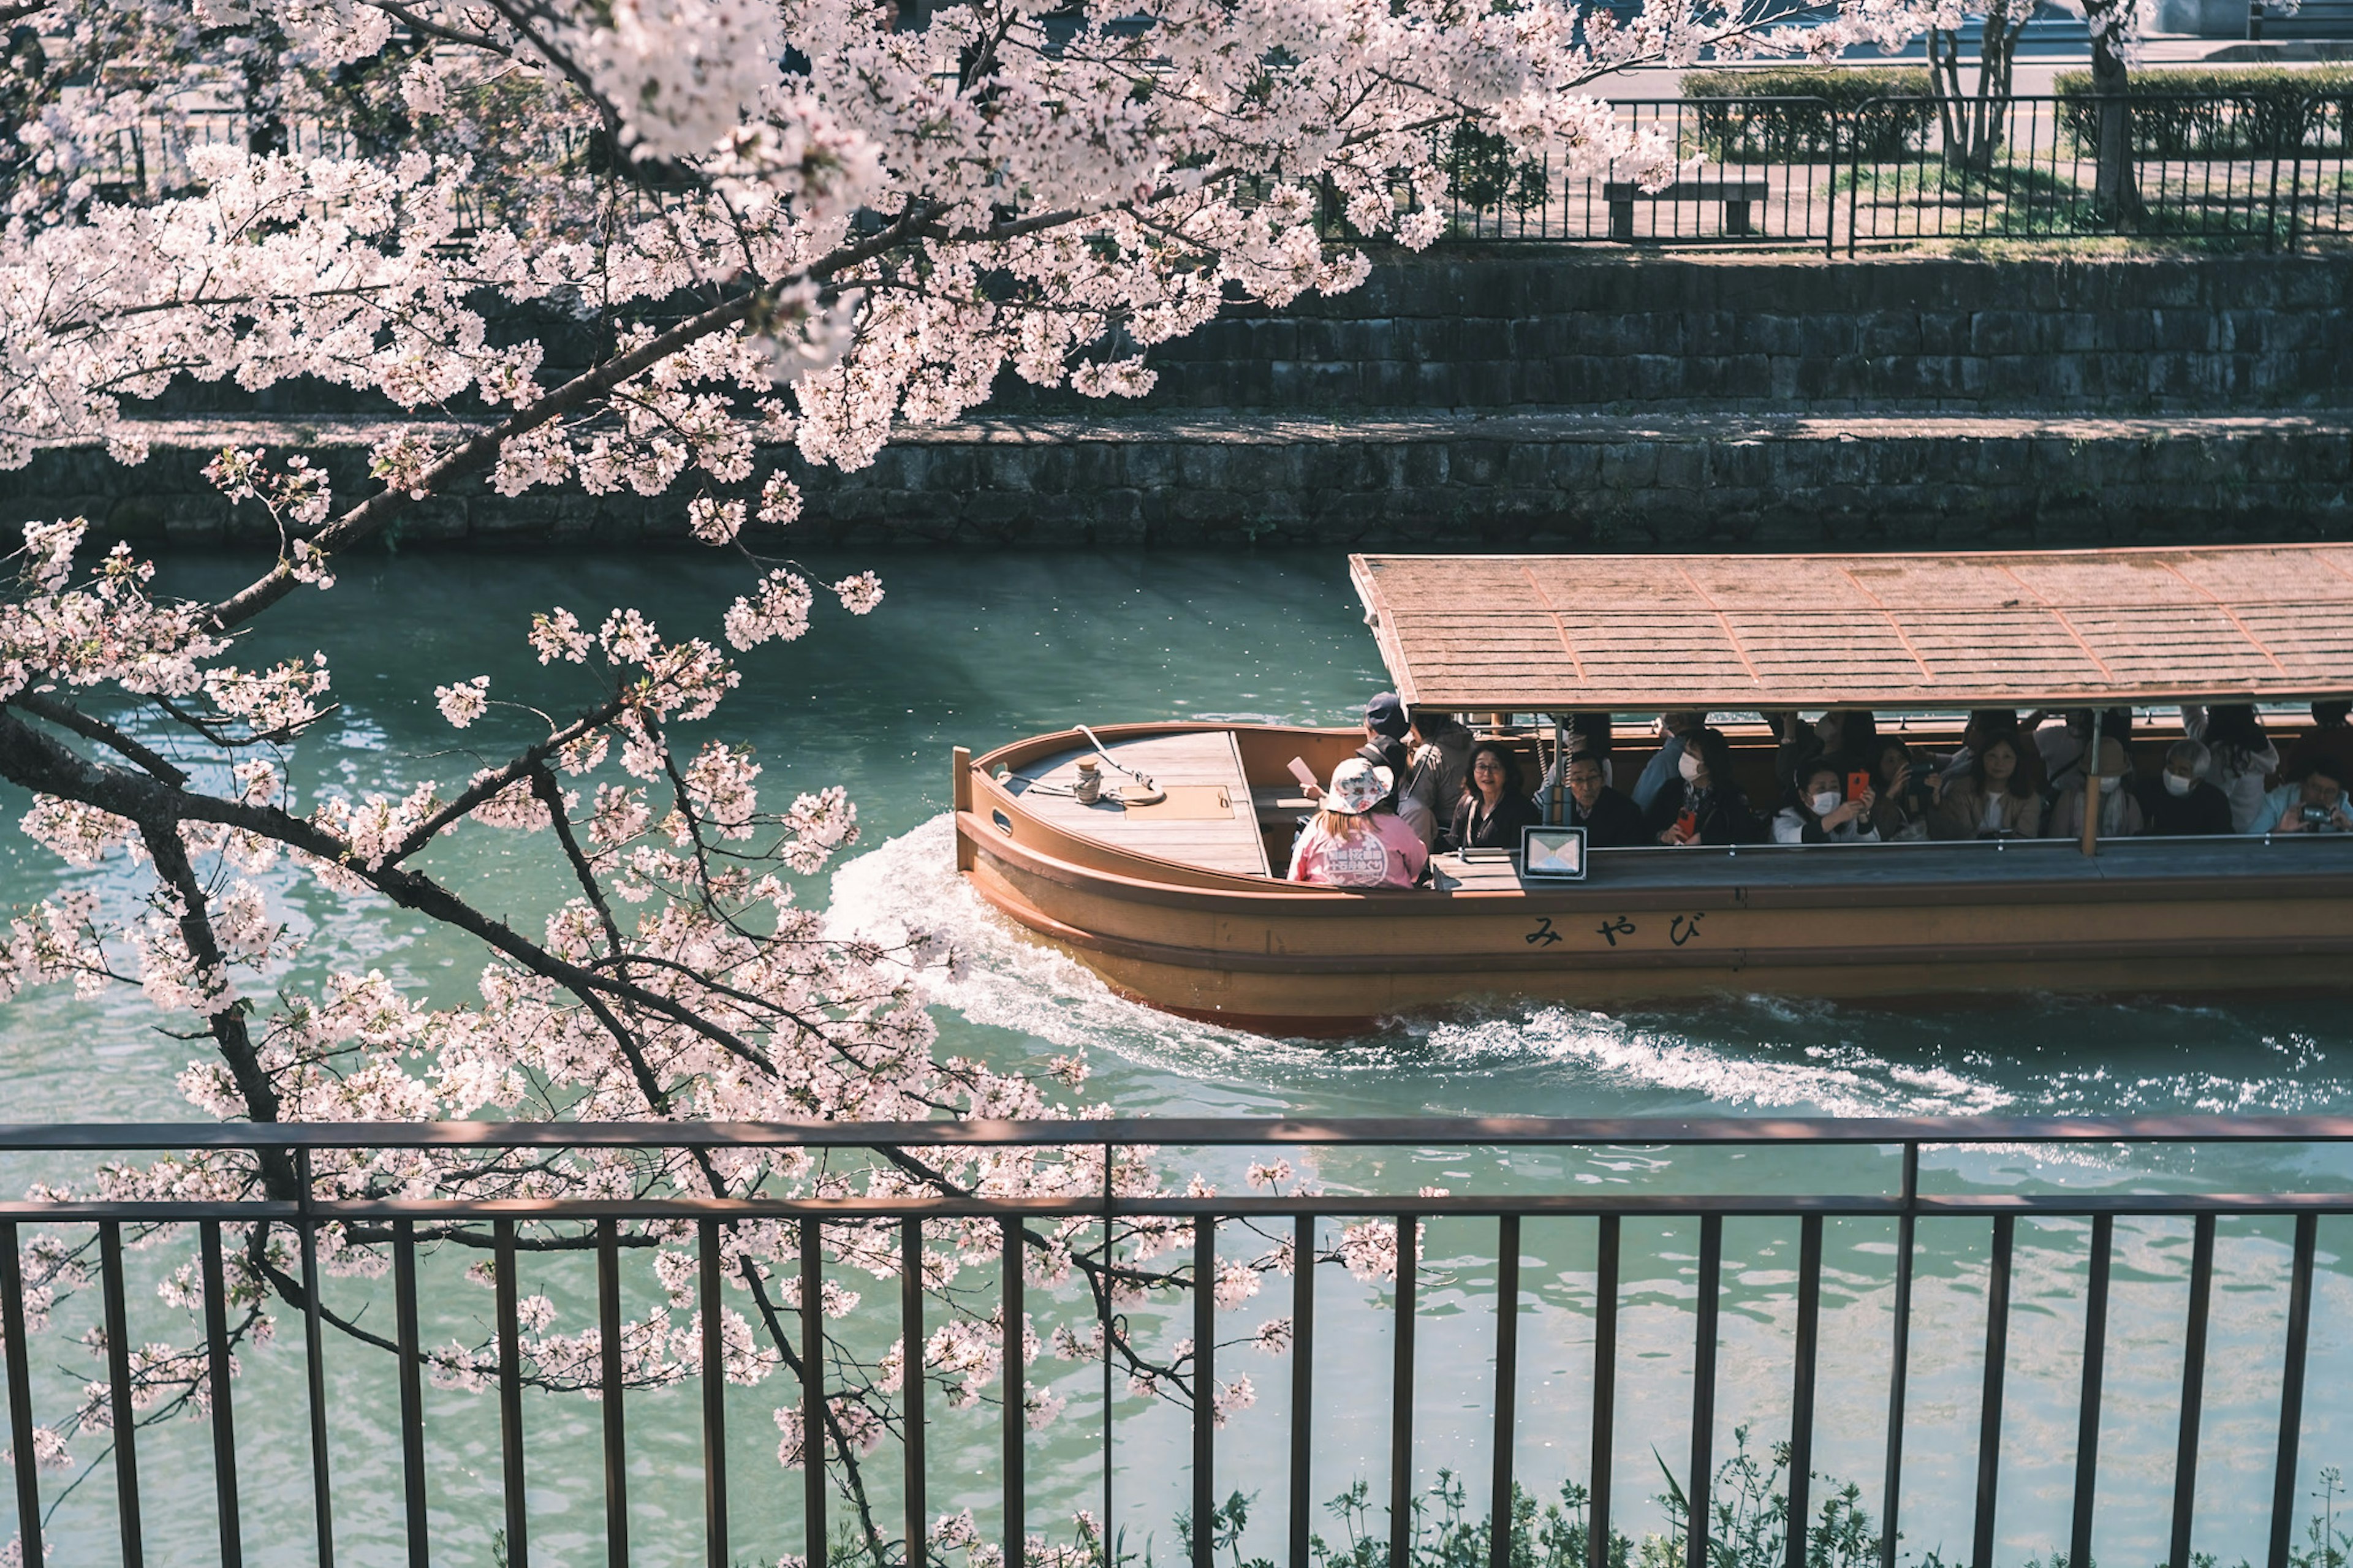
952;545;2353;1034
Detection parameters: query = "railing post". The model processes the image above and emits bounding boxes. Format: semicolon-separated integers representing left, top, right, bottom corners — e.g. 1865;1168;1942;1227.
1881;1144;1918;1568
1688;1214;1722;1568
906;1217;928;1568
700;1219;729;1568
1290;1215;1316;1568
95;1222;143;1568
199;1219;245;1568
1;1224;42;1568
1589;1214;1619;1568
495;1218;529;1568
395;1214;428;1563
804;1219;828;1568
1004;1218;1025;1568
1194;1216;1216;1568
2170;1213;2217;1568
1971;1214;2014;1568
2268;1213;2319;1568
1490;1214;1522;1568
599;1217;629;1568
295;1149;334;1568
1786;1216;1824;1568
1390;1213;1419;1568
2070;1213;2113;1568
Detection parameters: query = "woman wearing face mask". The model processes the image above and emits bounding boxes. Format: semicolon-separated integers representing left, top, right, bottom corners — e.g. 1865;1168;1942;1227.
2134;739;2234;836
1773;761;1879;844
2049;736;2145;840
1645;727;1762;846
1929;733;2044;840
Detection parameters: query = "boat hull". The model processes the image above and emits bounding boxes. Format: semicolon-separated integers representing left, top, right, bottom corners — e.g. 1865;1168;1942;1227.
956;724;2353;1034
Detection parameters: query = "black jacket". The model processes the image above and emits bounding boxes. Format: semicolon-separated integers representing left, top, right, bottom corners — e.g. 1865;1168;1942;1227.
1643;779;1762;846
2134;776;2234;837
1446;790;1542;852
1558;786;1648;849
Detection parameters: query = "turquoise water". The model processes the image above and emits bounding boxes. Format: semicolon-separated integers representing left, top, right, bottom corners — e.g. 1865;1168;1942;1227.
3;550;2351;1568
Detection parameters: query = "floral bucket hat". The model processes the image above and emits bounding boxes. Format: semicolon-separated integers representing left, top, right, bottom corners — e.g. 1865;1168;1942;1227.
1322;757;1393;815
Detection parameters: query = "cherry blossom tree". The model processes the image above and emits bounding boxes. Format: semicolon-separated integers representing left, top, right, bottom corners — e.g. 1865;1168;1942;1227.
0;0;1928;1556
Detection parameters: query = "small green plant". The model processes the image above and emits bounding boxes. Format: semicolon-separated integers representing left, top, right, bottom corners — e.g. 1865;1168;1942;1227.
2053;65;2353;157
2292;1465;2352;1568
1679;69;1933;162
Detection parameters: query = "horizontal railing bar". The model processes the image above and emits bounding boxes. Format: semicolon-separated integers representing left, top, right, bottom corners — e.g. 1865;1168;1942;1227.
5;1192;2353;1221
3;1114;2353;1151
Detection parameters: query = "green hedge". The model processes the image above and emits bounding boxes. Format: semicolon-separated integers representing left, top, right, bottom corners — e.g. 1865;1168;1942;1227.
2054;65;2353;156
1678;67;1934;161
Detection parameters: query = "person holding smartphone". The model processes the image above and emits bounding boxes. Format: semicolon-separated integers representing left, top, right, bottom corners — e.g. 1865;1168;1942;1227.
1868;740;1934;841
1643;728;1762;846
1773;761;1881;844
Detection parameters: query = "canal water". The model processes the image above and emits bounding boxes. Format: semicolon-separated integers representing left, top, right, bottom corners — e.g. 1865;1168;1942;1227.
3;549;2351;1568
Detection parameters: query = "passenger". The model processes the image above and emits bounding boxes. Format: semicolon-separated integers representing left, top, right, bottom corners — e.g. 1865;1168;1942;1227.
1868;740;1934;842
1558;751;1648;848
2134;739;2234;837
2048;737;2145;840
2031;708;2132;794
1939;709;2021;783
1631;711;1707;812
1776;709;1879;792
1445;740;1543;852
1531;713;1617;809
1773;760;1879;845
1929;732;2044;840
1403;708;1472;827
1565;713;1615;786
2183;703;2279;834
2250;756;2353;836
1645;727;1762;846
1286;758;1431;887
1358;692;1437;849
2281;699;2353;787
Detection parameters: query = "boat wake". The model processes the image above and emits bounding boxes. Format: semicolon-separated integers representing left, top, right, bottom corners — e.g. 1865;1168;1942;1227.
823;815;2026;1118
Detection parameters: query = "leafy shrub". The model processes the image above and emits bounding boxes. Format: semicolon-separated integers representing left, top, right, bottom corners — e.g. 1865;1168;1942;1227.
2055;64;2353;156
1442;121;1552;214
1680;67;1934;162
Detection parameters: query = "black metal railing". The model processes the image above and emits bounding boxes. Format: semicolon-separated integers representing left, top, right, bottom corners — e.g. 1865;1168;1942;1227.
1424;93;2353;252
2;1116;2350;1568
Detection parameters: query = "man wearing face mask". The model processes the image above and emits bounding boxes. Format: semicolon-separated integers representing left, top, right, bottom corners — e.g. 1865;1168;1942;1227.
2134;739;2233;836
1631;712;1707;812
2050;736;2145;840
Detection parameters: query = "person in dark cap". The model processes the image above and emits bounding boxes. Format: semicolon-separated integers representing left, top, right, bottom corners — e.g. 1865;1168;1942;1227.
1357;692;1433;846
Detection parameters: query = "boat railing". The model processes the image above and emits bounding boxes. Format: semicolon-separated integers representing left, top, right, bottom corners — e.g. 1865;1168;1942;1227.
2;1117;2349;1568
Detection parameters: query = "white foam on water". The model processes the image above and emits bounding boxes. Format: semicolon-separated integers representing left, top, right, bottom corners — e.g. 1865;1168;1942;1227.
1414;1007;2017;1118
822;815;2024;1118
823;813;1272;1068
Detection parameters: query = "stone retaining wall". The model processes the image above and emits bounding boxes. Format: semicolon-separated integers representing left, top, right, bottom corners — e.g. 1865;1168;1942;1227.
31;413;2353;551
131;252;2353;419
1077;252;2353;414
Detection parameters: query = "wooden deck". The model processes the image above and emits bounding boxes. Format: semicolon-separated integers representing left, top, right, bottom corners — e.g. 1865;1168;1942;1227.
1003;730;1271;877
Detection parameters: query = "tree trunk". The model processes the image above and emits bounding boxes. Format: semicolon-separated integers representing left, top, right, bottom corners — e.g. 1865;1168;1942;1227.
1930;4;2027;176
2088;6;2143;221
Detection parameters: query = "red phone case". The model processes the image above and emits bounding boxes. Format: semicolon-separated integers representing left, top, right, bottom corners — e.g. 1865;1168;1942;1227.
1675;809;1699;838
1847;771;1871;801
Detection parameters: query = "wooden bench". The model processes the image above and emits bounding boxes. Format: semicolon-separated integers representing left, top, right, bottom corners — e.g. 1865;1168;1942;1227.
1601;179;1769;241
